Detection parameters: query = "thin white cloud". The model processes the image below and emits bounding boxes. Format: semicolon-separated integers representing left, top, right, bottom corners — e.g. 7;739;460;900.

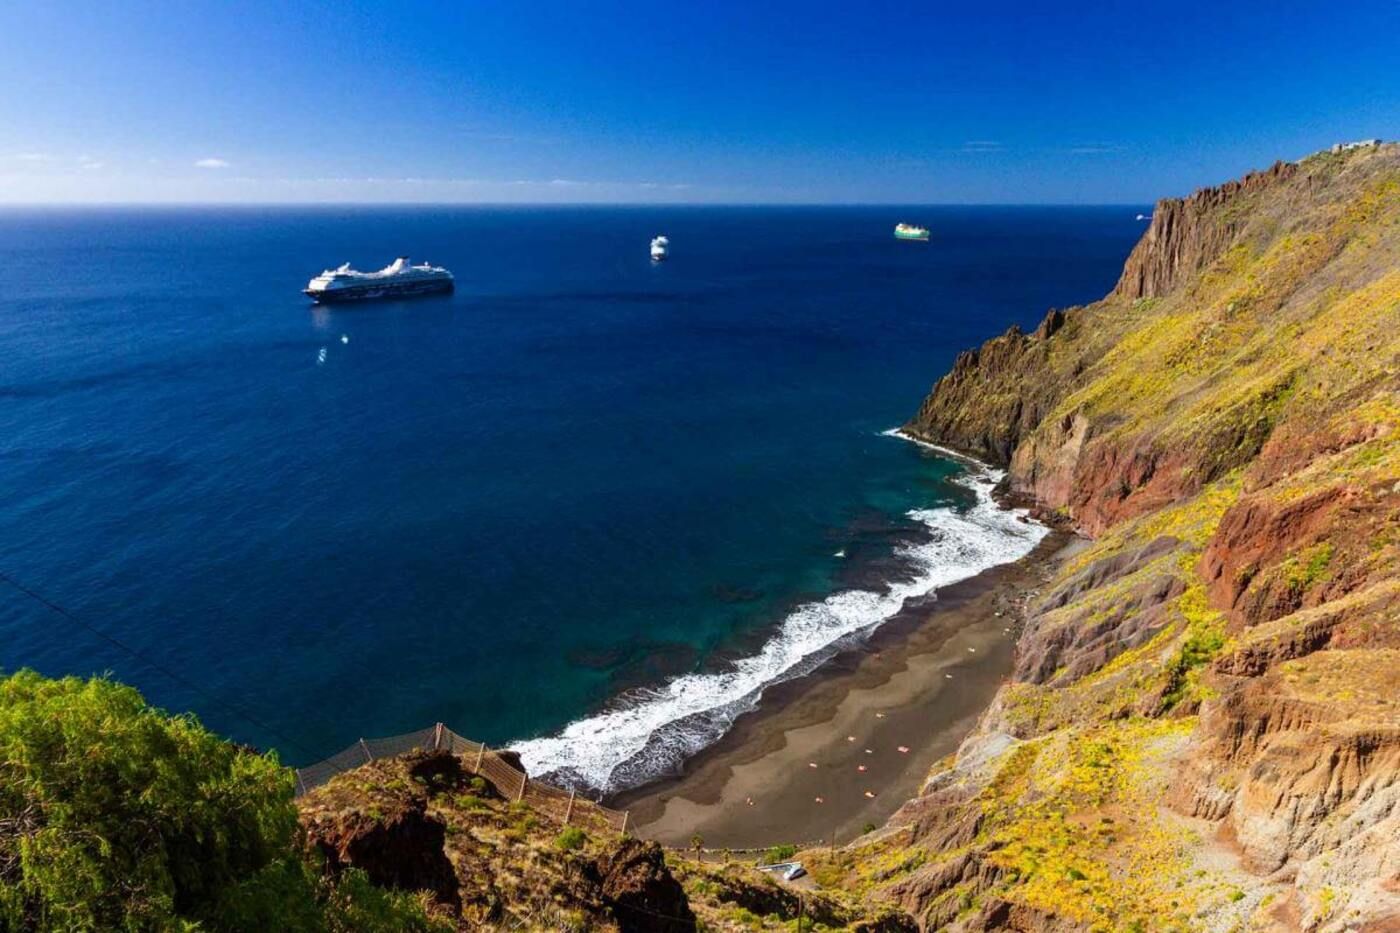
0;170;704;204
1068;144;1123;154
195;157;230;169
303;176;486;186
14;152;52;162
961;140;1004;152
542;178;690;190
455;127;556;144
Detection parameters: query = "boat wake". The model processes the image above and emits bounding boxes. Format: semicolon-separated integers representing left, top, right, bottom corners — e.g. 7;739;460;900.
512;431;1047;793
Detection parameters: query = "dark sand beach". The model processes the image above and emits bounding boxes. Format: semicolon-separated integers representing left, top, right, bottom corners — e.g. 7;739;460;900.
623;531;1077;850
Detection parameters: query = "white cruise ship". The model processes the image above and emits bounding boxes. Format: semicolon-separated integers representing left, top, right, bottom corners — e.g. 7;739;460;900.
650;236;669;261
303;257;454;303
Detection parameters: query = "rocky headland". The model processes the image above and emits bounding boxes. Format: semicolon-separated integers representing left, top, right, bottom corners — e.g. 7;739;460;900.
808;141;1400;931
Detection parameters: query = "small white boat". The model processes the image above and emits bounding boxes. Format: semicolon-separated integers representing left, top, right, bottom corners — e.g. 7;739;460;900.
650;235;669;261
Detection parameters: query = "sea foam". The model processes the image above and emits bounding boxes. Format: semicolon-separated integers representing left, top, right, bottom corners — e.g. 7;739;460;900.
512;432;1047;792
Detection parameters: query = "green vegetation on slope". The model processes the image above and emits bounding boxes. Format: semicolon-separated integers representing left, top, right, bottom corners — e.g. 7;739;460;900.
0;667;910;932
832;144;1400;931
0;670;445;932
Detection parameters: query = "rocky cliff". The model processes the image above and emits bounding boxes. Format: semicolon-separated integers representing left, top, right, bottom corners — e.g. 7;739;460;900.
299;750;695;931
823;142;1400;931
295;749;913;931
1114;160;1299;301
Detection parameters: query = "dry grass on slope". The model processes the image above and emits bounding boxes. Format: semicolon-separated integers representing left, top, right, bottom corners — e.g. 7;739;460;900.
845;144;1400;932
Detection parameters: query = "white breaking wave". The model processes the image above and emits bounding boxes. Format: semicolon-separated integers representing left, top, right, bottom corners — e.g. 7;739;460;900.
512;433;1047;792
878;426;975;461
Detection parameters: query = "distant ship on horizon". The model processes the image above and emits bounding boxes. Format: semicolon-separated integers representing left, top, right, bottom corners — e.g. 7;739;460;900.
893;223;930;241
650;235;669;261
304;257;454;303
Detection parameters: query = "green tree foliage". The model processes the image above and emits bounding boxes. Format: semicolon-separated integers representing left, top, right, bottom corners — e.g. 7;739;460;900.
762;844;797;865
0;670;447;932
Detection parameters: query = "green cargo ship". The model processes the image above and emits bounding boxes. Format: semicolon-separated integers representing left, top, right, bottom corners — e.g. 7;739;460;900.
894;223;930;241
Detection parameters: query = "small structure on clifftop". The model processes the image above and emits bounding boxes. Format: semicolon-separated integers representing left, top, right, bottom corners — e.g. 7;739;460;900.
1330;139;1382;153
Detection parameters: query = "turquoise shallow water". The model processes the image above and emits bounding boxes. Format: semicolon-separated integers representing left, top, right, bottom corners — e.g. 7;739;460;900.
0;205;1143;789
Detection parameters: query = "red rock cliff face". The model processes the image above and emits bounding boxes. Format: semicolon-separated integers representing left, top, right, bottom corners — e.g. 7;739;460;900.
906;146;1392;529
878;144;1400;932
1172;655;1400;885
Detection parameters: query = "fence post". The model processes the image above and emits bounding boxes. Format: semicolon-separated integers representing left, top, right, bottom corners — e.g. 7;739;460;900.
563;789;576;826
517;771;527;803
295;769;308;796
474;743;486;773
432;722;443;751
359;738;373;763
620;810;630;836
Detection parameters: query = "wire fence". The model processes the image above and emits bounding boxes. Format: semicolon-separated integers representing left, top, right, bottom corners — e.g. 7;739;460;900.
295;723;629;835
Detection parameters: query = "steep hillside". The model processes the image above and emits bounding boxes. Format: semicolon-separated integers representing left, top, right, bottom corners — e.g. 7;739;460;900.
297;750;916;931
0;666;914;932
824;142;1400;931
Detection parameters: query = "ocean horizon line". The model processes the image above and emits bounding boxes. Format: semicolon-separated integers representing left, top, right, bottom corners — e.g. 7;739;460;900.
0;200;1155;211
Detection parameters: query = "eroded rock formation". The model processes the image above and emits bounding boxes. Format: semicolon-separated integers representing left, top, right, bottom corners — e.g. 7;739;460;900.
1114;160;1298;301
820;143;1400;931
298;750;698;931
595;838;696;933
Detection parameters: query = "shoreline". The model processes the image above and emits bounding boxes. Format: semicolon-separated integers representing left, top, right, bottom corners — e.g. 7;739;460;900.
513;439;1046;792
620;530;1078;849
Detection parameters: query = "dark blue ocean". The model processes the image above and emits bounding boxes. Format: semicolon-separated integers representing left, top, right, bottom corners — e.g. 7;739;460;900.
0;206;1141;790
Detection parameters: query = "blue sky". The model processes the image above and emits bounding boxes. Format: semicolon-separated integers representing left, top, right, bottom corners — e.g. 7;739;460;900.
1;1;1396;204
